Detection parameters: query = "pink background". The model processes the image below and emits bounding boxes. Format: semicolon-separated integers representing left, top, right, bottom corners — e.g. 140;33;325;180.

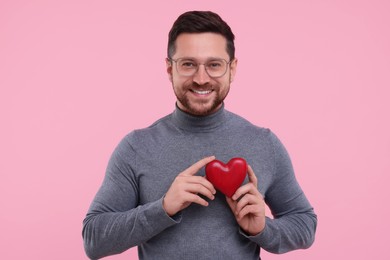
1;0;389;259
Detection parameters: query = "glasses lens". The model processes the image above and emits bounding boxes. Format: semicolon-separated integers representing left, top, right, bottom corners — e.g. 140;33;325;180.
205;60;227;77
175;59;229;78
177;59;198;76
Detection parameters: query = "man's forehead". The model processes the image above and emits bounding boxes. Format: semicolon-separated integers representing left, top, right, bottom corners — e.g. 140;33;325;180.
173;32;229;59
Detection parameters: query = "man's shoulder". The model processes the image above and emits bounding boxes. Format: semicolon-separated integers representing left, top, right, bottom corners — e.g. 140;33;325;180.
225;110;285;154
122;113;174;143
226;110;271;136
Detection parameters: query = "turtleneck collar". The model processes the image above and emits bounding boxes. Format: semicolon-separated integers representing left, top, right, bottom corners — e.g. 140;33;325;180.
171;103;227;132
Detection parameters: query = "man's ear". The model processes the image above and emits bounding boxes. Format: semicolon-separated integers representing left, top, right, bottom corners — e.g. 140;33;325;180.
229;58;238;83
166;58;173;82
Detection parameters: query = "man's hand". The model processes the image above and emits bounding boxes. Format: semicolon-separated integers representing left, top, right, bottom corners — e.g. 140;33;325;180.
163;156;217;216
226;165;266;236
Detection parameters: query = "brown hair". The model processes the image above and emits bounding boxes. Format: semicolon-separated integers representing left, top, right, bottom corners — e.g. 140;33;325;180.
167;11;235;60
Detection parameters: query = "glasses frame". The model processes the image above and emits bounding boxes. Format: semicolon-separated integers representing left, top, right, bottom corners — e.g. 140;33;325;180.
169;58;233;78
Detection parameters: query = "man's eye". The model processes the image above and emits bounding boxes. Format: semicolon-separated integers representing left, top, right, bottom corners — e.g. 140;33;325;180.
181;62;196;68
208;62;222;68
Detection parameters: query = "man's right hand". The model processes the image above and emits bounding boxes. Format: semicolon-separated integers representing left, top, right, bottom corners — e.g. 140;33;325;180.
163;156;217;216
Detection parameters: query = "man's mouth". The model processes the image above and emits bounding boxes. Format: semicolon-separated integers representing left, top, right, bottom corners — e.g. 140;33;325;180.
190;89;213;95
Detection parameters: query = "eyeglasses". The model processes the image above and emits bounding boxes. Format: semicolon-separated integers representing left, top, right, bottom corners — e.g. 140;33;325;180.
169;58;232;78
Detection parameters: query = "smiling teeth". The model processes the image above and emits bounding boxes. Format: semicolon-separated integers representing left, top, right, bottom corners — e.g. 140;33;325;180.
192;90;212;95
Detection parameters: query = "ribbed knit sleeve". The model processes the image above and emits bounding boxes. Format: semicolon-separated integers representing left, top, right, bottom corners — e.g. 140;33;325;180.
82;134;181;259
242;131;317;253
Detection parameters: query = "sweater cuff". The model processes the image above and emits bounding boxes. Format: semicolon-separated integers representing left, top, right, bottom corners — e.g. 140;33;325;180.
238;217;272;245
141;197;182;234
159;196;183;223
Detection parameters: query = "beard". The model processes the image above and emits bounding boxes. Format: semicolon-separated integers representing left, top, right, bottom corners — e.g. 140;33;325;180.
173;82;230;116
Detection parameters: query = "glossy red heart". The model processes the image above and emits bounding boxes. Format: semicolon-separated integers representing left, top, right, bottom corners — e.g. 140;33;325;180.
205;158;247;198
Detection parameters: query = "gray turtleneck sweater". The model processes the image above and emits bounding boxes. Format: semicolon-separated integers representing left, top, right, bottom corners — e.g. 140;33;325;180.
82;105;317;260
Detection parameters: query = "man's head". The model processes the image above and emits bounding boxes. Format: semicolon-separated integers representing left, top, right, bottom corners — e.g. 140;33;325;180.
166;11;237;116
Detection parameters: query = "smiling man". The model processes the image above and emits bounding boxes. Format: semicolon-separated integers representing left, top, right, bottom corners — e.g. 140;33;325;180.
168;32;236;116
83;11;317;260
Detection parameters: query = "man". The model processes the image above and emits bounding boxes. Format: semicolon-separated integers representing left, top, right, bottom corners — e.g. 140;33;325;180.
83;11;317;260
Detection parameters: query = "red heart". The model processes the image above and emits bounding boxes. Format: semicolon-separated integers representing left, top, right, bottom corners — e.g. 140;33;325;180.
205;158;247;198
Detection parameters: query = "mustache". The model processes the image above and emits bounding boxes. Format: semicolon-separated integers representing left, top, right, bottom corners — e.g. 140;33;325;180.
187;82;213;89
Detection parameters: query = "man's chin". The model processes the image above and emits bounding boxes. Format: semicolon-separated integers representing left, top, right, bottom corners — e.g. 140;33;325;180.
186;102;222;116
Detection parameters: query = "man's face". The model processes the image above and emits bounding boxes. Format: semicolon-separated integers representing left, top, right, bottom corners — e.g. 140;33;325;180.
166;33;237;116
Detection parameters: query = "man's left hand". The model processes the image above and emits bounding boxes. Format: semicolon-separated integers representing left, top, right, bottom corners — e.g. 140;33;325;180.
226;165;266;236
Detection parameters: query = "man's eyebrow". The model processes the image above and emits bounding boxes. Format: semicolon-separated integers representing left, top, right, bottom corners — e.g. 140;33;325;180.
177;57;195;60
176;56;226;61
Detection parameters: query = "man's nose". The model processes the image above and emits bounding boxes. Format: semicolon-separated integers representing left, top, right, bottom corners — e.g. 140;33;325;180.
193;65;211;85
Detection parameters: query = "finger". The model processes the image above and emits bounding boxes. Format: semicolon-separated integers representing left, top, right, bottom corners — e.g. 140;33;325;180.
237;204;262;220
232;182;258;201
226;196;237;212
247;165;258;186
184;193;209;207
182;156;216;176
185;183;215;200
187;176;216;194
235;194;259;214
